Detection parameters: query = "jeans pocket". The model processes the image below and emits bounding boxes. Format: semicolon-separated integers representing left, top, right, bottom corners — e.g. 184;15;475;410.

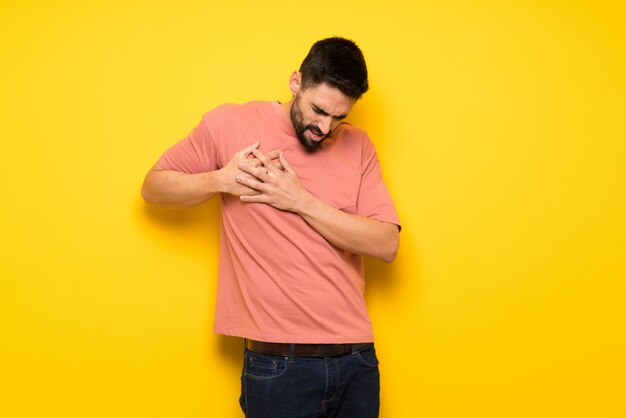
355;346;380;368
244;352;289;380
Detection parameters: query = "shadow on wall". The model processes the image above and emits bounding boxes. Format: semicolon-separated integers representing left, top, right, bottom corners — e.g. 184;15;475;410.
137;195;246;379
139;197;221;237
217;335;245;369
137;196;221;259
364;256;398;302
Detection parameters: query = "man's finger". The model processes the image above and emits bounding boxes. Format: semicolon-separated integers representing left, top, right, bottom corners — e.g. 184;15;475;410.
279;151;295;174
240;194;268;203
238;161;270;182
264;149;281;161
237;140;260;158
236;173;268;191
247;150;280;166
252;148;280;175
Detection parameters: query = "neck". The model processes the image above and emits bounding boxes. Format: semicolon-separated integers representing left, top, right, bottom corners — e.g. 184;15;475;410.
279;98;294;128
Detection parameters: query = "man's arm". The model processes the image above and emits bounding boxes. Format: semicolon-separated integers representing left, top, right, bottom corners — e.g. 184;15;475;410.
236;150;399;263
141;142;279;207
297;197;399;263
141;163;223;207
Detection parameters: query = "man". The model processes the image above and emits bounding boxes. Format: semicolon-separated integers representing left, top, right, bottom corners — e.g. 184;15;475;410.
142;37;400;418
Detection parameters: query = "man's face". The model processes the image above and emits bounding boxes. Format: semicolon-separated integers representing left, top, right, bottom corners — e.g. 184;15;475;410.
290;83;356;151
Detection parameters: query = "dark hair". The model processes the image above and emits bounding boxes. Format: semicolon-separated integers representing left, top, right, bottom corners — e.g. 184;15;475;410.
299;37;369;100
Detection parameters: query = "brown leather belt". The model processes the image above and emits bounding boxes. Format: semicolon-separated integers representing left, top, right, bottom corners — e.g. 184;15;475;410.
245;339;373;357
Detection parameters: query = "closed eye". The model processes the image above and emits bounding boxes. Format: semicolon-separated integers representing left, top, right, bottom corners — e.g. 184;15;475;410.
311;104;347;120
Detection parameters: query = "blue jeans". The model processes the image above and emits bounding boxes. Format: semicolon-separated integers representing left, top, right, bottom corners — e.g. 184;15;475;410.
239;344;380;418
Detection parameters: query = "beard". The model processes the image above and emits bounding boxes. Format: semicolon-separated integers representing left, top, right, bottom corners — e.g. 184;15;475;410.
290;94;328;151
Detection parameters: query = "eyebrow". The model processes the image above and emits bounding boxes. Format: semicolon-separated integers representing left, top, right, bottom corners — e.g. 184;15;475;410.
311;104;348;120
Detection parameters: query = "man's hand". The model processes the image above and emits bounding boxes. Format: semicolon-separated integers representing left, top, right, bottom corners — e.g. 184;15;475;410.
236;148;399;262
141;142;281;207
236;149;309;212
219;142;281;197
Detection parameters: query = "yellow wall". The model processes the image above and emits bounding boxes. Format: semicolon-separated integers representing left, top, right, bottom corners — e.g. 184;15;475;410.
1;1;625;417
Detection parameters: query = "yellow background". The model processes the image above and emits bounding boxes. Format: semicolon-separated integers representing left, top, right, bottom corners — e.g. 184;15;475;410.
1;1;625;417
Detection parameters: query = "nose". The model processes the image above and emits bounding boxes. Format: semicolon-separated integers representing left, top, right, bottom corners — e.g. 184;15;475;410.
318;115;333;135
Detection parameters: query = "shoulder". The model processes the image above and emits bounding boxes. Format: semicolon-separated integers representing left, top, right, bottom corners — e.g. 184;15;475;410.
202;101;272;122
333;122;370;142
205;100;272;115
328;122;376;155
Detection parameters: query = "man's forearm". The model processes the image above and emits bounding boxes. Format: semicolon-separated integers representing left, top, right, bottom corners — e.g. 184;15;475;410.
295;193;399;263
142;142;277;207
141;165;221;207
236;149;399;262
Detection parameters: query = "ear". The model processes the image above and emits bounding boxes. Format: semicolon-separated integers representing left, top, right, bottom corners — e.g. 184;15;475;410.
289;71;302;95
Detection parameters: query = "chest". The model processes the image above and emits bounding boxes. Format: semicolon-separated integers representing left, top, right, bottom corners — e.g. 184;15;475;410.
215;121;362;212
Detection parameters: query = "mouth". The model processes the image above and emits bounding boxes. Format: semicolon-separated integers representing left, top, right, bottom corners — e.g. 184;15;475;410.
307;128;326;141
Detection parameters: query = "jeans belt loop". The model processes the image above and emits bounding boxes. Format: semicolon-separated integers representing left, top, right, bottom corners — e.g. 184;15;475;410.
288;343;296;364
